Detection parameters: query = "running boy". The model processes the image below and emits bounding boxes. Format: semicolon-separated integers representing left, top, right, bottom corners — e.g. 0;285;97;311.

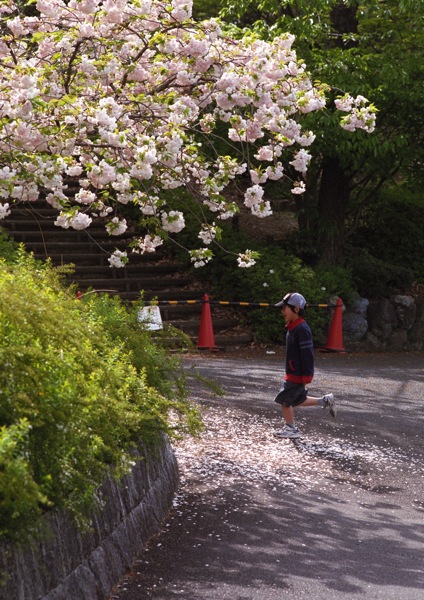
273;292;336;439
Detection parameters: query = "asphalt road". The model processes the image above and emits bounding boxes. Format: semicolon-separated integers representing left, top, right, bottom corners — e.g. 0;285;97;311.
109;351;424;600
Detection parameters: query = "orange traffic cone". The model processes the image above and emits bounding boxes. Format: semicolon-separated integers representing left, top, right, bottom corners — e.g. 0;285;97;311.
319;297;346;353
198;294;219;350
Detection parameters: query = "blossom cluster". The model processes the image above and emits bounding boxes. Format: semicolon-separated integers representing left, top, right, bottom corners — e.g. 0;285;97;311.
0;0;377;266
335;94;377;133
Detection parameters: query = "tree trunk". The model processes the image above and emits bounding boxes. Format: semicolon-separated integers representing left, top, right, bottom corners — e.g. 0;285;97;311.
316;156;350;265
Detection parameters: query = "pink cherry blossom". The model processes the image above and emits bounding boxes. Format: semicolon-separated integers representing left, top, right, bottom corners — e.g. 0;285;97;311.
0;203;11;219
106;217;128;236
108;249;128;268
0;0;376;267
133;234;164;254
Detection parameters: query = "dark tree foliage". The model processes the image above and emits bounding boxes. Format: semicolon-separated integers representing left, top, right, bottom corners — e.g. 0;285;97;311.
214;0;424;267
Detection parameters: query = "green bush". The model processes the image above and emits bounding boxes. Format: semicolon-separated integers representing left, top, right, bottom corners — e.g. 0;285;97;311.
199;241;355;344
81;292;194;405
0;420;49;528
353;187;424;282
347;247;415;297
0;250;200;541
0;227;19;262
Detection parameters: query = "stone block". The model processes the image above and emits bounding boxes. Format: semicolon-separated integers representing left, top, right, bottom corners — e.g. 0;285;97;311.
368;298;398;340
408;320;424;350
392;294;416;330
343;312;368;342
390;329;410;351
0;436;179;600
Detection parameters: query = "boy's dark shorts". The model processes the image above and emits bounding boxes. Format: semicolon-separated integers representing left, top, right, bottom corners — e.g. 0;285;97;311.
274;381;308;407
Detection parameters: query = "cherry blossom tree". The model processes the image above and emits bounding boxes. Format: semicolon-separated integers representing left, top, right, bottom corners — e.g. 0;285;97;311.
0;0;376;267
219;0;421;266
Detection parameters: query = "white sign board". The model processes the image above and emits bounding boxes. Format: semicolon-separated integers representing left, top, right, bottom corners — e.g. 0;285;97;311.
137;305;163;331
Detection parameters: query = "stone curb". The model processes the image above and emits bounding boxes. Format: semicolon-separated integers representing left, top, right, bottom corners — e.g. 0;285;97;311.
0;435;179;600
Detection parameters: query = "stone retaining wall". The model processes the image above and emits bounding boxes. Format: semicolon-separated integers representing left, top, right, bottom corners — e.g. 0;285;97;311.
0;435;179;600
339;293;424;351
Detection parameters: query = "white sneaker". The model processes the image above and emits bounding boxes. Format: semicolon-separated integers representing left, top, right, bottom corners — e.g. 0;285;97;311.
323;393;336;418
273;425;302;439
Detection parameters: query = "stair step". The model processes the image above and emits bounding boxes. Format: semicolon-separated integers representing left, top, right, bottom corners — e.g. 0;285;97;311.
21;241;132;253
6;228;136;241
71;276;191;291
7;206;60;218
213;333;254;347
168;318;238;333
120;290;206;302
4;201;253;347
146;304;202;319
33;252;161;266
71;263;180;278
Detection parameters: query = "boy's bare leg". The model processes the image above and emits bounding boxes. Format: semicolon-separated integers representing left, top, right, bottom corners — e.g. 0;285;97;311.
275;405;302;438
281;404;295;425
301;394;337;417
282;394;336;416
281;397;321;425
299;396;321;407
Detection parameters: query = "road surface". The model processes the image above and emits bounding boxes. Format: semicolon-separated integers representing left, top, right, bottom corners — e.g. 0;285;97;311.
109;351;424;600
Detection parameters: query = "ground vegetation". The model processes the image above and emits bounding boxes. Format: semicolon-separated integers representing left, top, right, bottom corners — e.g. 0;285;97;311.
0;234;200;541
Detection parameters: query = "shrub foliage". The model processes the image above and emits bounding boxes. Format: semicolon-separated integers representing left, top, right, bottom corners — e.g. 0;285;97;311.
192;230;356;344
0;248;200;541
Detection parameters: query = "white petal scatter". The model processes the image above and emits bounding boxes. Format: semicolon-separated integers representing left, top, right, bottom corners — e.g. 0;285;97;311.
173;403;423;498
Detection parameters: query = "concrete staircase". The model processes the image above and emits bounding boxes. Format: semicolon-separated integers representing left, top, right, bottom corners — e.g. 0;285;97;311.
2;201;253;348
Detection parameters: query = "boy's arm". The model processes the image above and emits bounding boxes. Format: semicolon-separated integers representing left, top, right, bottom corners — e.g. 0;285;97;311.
297;326;314;383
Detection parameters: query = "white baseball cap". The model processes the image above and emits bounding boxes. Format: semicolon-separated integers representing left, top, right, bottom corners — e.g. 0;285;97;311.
275;292;306;309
